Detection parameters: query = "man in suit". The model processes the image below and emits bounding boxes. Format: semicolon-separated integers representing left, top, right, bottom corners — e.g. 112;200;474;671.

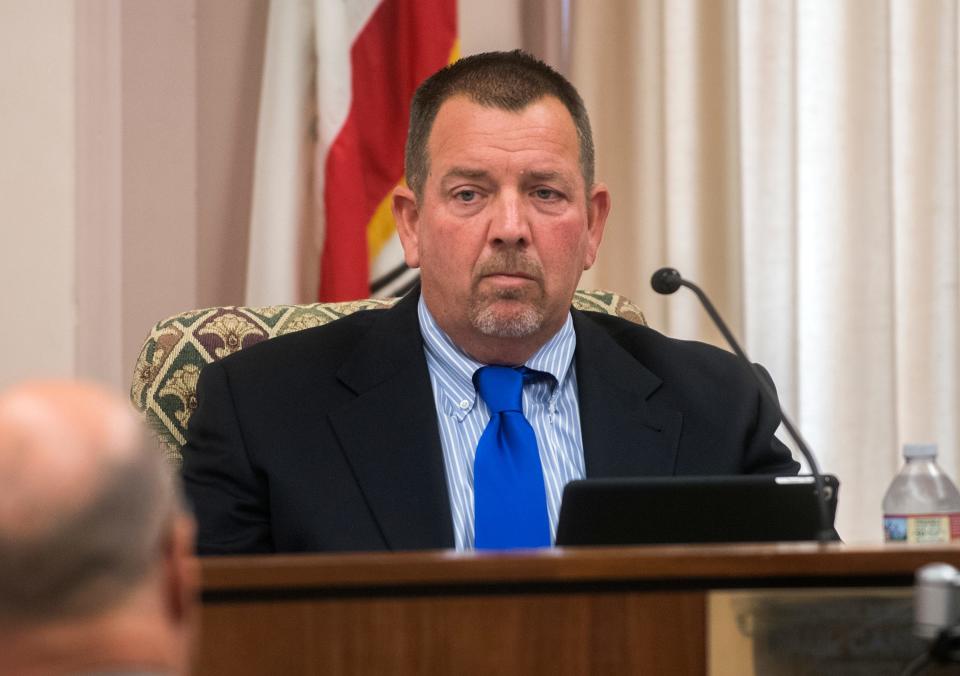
183;50;799;555
0;381;198;675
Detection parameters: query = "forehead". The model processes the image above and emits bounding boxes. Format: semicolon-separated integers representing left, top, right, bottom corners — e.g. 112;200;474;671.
426;95;580;180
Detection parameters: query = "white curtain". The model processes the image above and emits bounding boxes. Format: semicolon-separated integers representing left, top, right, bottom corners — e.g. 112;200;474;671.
572;0;960;543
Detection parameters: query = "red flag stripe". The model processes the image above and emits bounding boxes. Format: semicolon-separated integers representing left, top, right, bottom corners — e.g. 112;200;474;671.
320;0;457;301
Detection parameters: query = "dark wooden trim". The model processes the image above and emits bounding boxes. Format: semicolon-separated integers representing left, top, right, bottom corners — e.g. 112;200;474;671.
202;543;960;591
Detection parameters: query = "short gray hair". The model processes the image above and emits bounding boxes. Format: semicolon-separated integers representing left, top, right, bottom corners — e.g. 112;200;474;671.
0;437;182;624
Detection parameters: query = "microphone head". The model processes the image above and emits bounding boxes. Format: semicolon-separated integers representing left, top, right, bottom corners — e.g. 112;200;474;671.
651;267;682;295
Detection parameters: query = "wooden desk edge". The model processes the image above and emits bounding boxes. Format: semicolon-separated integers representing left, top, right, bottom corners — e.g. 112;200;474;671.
200;542;960;592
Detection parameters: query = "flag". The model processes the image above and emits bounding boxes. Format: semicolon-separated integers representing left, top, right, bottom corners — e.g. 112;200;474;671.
245;0;458;306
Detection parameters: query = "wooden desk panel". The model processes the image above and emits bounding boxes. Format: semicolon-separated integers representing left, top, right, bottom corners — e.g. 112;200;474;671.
195;544;960;675
200;591;704;675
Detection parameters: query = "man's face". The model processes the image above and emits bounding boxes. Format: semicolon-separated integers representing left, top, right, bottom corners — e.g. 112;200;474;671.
393;95;610;363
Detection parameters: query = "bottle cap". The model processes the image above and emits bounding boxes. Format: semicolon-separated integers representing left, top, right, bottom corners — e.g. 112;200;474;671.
904;443;937;459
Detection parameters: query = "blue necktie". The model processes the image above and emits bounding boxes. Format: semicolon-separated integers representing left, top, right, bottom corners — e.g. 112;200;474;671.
473;365;551;549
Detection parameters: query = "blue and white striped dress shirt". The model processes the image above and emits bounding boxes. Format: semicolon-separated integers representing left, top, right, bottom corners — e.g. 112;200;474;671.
418;296;587;550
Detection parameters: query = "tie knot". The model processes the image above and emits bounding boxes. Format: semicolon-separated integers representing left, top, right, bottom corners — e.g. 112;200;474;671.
474;365;524;414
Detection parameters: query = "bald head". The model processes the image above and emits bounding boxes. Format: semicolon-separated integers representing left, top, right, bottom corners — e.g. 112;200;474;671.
0;381;144;536
0;380;182;624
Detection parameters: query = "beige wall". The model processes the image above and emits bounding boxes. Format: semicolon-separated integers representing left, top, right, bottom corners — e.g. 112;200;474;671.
0;0;525;393
0;2;76;388
461;0;522;54
74;0;206;391
196;0;269;309
1;0;266;392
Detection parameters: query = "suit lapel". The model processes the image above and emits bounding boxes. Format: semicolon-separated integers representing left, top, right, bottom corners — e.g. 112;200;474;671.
573;311;683;477
328;292;455;550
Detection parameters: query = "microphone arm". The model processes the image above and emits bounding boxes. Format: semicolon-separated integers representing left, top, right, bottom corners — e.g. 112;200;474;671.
651;267;834;543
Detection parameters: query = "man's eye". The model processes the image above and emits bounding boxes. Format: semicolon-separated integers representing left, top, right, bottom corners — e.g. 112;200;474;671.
455;190;477;202
534;188;559;200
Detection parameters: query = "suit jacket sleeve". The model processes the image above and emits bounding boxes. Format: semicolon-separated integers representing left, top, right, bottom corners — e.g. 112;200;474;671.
182;359;273;554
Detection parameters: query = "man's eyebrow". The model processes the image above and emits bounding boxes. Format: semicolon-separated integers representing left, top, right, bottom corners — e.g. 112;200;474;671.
440;167;493;183
524;170;566;182
523;170;576;189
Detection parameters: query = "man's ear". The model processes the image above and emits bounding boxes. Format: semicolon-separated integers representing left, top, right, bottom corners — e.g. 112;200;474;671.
583;182;611;270
392;184;422;269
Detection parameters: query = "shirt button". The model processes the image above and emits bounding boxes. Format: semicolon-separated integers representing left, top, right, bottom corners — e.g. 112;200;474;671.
459;399;470;410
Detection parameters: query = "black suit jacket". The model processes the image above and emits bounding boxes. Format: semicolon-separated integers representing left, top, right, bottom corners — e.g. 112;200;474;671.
182;291;799;554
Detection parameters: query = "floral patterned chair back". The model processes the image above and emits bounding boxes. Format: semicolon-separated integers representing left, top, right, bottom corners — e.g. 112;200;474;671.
131;290;646;466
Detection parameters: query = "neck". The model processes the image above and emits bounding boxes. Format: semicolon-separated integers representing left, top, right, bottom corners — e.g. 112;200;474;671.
0;592;186;676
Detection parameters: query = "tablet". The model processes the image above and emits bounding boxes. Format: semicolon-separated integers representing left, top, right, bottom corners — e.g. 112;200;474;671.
555;474;839;546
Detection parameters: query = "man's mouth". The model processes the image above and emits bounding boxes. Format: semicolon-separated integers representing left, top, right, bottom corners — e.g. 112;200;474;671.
480;272;539;291
484;271;534;281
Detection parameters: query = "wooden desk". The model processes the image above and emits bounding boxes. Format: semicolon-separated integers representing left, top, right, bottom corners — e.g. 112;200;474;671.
196;544;960;675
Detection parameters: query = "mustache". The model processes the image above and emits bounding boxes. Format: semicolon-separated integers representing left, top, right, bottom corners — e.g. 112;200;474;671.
474;251;543;281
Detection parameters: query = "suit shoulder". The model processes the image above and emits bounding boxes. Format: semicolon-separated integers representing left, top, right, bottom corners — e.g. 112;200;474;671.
575;309;750;391
578;310;734;362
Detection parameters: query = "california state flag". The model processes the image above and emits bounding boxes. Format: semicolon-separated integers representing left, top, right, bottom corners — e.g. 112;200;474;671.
245;0;458;305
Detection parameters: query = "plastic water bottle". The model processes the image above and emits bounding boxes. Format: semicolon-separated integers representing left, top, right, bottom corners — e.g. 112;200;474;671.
882;443;960;544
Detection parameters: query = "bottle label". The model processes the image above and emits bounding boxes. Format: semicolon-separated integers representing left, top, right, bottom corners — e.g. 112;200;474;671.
883;513;960;543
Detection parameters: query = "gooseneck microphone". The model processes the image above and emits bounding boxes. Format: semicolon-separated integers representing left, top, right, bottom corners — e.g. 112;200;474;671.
650;267;683;295
651;266;834;543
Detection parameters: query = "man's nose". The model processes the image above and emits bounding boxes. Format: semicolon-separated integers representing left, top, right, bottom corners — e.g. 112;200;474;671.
488;191;531;246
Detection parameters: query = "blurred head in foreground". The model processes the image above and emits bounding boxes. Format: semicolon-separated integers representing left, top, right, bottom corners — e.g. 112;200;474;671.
0;380;198;676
